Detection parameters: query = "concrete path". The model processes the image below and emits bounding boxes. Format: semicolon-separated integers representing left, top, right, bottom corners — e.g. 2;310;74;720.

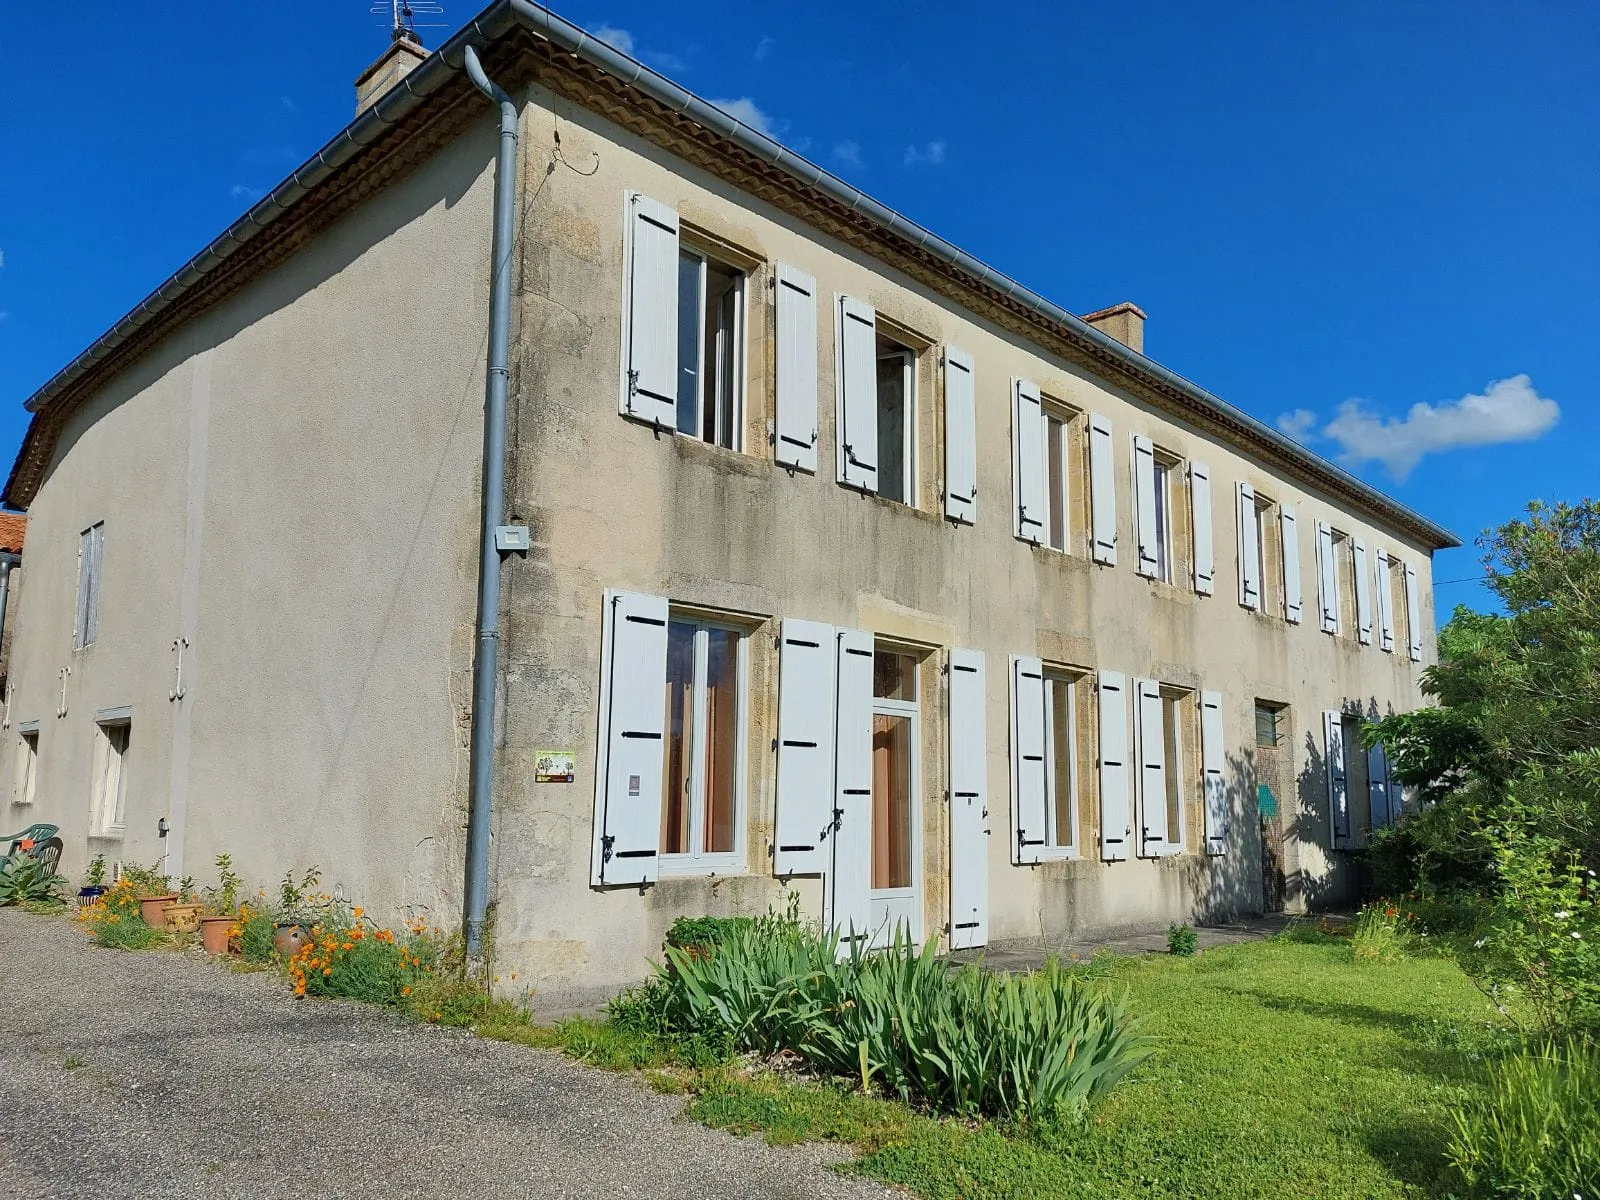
947;912;1299;972
0;909;889;1200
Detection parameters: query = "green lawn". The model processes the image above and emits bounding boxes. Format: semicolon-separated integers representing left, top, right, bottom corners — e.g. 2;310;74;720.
676;938;1505;1199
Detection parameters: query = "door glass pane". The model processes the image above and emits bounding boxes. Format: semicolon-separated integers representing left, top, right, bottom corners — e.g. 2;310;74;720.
872;713;913;889
1048;677;1074;847
675;252;702;436
872;650;918;700
701;627;738;854
1163;695;1183;843
660;621;697;854
1046;414;1066;551
876;352;908;502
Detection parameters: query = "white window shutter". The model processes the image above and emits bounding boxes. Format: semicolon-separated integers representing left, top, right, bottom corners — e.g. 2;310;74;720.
835;296;878;492
621;193;679;429
1088;413;1117;565
1132;435;1159;577
1190;461;1214;595
1237;482;1262;610
1375;548;1395;652
828;627;875;957
1200;690;1227;856
1281;504;1303;623
1316;520;1339;634
1404;563;1423;661
1011;379;1045;544
591;590;670;886
1324;710;1351;850
1097;669;1131;861
774;264;819;472
1367;742;1391;831
943;348;978;524
948;648;988;949
1354;539;1373;645
773;619;838;876
1009;656;1048;864
1134;677;1169;856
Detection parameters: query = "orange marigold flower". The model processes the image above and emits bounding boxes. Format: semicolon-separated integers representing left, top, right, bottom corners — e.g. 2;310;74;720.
401;986;411;996
323;967;333;976
353;907;364;918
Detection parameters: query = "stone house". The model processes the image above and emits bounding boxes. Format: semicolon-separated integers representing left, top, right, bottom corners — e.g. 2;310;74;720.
0;1;1455;1010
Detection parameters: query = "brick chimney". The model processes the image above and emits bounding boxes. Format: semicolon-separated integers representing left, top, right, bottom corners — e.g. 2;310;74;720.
1081;302;1146;355
354;29;428;115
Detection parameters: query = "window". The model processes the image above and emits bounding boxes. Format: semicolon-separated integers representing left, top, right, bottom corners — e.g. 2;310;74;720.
1134;437;1183;581
1160;688;1186;849
871;647;919;892
13;727;38;806
1151;457;1174;582
675;244;745;448
1254;492;1281;617
90;717;130;837
1335;530;1358;639
1044;672;1082;852
1135;678;1189;856
660;615;747;868
1041;405;1083;553
1254;701;1284;748
875;333;916;505
74;522;105;649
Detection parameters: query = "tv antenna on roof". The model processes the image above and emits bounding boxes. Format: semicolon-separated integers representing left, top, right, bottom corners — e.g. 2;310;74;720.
373;0;445;43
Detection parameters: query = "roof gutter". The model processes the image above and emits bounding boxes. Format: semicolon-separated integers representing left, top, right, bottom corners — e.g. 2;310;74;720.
10;0;1459;550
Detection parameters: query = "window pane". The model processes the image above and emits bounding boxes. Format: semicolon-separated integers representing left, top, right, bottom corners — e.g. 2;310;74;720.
1164;697;1183;841
702;262;741;448
1255;704;1279;747
876;352;908;503
1046;415;1067;551
675;252;702;436
1048;677;1074;847
1153;463;1170;581
873;650;917;700
701;628;738;855
660;621;697;854
871;713;913;889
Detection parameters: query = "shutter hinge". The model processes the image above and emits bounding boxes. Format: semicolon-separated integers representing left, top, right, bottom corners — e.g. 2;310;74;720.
601;834;616;864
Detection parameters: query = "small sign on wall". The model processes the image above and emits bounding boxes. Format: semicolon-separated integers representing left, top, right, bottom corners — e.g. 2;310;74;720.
535;749;576;784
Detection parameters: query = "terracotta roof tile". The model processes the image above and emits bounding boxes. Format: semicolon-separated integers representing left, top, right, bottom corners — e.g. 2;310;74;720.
0;512;26;554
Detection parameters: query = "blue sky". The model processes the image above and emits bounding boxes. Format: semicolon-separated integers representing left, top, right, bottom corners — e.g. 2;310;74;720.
2;2;1595;617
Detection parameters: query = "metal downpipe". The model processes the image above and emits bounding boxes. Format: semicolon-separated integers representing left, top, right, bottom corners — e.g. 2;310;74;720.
461;43;517;968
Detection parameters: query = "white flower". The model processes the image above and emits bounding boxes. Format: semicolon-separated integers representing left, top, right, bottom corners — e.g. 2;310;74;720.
1572;931;1583;939
1473;938;1486;948
1555;910;1571;920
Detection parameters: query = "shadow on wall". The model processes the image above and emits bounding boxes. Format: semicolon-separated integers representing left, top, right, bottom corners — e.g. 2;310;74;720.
1194;746;1268;924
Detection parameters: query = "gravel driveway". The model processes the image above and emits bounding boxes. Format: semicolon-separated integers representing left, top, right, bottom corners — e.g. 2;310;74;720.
0;909;889;1200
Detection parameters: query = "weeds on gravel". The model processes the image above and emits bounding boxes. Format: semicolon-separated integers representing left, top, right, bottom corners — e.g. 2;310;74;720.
286;901;440;1006
80;880;168;950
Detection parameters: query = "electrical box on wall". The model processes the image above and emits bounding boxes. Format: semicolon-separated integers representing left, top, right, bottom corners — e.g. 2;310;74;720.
494;525;530;552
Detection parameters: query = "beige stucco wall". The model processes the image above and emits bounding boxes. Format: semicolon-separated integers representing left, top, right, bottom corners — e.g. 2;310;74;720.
2;120;498;919
492;82;1438;1012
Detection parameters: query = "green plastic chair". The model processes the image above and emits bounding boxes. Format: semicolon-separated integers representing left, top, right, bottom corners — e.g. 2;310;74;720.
3;823;59;856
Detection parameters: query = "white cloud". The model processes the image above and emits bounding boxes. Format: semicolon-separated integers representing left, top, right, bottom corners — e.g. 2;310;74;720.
754;35;774;61
832;140;863;168
592;24;634;54
710;97;776;137
903;140;946;167
230;184;264;201
1277;374;1560;481
1276;408;1318;443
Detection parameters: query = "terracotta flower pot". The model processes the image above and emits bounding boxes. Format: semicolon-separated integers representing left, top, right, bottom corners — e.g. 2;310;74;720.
164;902;202;933
139;894;178;926
199;915;233;955
273;923;312;958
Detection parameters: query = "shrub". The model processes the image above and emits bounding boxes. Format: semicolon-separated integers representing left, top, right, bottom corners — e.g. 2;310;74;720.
664;914;755;953
1166;923;1198;957
1447;1038;1600;1197
656;921;1154;1125
0;851;67;907
285;902;440;1006
80;881;166;950
1352;902;1413;964
118;861;172;897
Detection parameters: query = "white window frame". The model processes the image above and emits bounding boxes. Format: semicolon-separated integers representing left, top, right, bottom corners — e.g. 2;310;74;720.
1042;670;1081;857
1043;407;1072;553
875;340;917;506
13;723;39;806
1151;455;1174;583
1158;687;1189;856
659;613;749;875
869;645;923;941
90;714;130;838
675;243;747;451
74;522;105;650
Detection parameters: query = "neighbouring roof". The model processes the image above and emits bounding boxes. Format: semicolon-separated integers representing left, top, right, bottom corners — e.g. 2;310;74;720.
0;512;24;555
2;0;1459;550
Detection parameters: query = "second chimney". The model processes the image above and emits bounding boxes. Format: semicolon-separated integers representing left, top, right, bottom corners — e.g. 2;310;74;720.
1081;302;1146;355
355;30;428;116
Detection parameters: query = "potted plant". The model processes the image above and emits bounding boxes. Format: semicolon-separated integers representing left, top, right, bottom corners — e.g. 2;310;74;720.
122;862;179;927
272;866;322;957
198;853;241;955
164;875;203;933
78;853;109;910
